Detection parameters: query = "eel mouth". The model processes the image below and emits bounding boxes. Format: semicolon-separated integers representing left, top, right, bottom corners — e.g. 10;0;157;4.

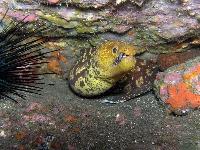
112;52;128;67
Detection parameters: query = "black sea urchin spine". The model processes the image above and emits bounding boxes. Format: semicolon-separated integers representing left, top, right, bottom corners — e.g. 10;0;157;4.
0;10;52;102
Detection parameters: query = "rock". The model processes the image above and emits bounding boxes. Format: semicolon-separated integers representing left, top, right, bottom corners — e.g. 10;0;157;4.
154;56;200;115
0;0;199;53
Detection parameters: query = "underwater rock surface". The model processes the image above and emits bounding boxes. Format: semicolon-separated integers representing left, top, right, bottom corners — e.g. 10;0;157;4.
157;48;200;71
0;0;199;53
154;56;200;115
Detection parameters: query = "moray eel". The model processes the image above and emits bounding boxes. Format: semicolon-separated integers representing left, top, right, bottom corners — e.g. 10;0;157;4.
68;41;158;103
103;58;158;103
68;41;136;97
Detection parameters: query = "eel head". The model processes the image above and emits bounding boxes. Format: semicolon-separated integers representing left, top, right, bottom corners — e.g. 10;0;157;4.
97;41;136;78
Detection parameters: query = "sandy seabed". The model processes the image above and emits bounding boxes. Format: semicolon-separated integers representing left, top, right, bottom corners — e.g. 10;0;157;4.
0;76;199;150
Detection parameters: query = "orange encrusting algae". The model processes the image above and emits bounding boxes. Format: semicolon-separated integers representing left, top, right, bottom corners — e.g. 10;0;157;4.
47;51;68;74
51;52;68;63
15;132;25;140
48;60;62;74
19;146;26;150
166;82;200;109
183;65;200;82
63;116;78;124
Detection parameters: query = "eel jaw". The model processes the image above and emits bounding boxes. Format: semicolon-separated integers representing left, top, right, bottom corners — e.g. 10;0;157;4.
112;52;128;67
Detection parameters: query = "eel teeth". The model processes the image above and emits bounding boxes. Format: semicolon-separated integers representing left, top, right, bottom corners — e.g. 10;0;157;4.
112;52;127;67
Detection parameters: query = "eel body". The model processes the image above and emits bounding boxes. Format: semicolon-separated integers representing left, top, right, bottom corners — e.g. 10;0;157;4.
104;58;158;103
68;41;158;103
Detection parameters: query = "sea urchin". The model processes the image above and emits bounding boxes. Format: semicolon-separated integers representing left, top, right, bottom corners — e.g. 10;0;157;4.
0;10;52;102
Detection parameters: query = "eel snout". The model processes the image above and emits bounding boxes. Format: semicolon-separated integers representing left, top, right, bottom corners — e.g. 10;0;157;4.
112;52;129;66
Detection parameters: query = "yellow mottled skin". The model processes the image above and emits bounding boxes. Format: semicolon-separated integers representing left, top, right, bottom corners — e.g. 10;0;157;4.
68;41;136;97
97;41;136;78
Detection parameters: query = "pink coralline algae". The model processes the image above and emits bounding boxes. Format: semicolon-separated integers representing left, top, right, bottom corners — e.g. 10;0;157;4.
0;8;39;22
47;0;60;4
26;102;42;112
133;107;142;117
21;102;55;125
164;72;181;85
32;114;52;124
159;85;168;95
21;114;54;125
115;114;127;125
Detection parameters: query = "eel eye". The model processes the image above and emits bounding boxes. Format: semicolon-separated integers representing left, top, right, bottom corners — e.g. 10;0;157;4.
113;48;117;53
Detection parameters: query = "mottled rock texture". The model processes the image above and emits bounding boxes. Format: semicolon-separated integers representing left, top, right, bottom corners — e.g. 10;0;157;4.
0;0;199;53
